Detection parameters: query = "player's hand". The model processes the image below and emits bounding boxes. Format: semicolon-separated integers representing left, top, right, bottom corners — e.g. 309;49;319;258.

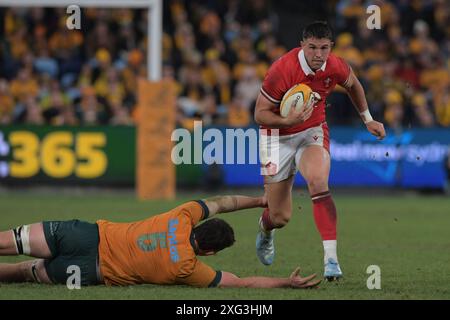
366;121;386;140
289;267;321;289
282;92;320;127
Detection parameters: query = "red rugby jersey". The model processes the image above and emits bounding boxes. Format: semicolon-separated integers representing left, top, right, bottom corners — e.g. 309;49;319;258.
260;48;351;135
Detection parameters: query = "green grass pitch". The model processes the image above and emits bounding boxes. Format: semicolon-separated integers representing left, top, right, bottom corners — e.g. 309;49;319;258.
0;189;449;300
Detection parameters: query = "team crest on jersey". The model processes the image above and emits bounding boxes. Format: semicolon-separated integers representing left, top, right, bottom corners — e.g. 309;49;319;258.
324;77;332;88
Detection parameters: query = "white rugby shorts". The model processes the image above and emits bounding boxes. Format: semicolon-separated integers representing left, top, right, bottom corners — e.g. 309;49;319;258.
259;122;330;183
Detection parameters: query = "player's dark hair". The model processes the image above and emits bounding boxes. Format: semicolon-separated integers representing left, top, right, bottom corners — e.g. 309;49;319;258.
303;21;333;41
193;218;235;252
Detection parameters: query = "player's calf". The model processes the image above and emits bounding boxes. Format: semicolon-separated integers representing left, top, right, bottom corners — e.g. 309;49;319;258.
0;230;20;255
0;259;51;283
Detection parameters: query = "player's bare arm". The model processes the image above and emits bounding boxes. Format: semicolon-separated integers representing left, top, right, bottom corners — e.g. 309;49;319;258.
254;93;314;128
218;267;321;289
344;69;386;140
203;194;268;218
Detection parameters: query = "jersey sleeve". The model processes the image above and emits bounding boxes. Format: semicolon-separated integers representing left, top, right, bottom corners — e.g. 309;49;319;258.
335;57;351;87
177;200;209;226
260;58;290;105
176;260;222;288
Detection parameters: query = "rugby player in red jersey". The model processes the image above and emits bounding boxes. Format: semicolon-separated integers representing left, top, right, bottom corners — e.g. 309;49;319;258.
255;21;386;280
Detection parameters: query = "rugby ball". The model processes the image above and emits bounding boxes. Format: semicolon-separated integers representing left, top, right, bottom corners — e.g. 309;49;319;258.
279;83;313;118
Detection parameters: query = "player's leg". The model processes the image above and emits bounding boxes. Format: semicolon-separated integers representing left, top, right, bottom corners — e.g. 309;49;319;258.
298;144;342;280
263;176;295;228
256;176;295;265
0;223;52;258
0;259;52;283
258;131;298;265
298;145;335;239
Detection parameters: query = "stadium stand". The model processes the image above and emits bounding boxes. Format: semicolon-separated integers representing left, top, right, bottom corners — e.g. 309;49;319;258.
0;0;448;128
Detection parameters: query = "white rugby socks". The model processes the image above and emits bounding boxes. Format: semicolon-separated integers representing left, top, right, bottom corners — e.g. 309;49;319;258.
323;240;338;264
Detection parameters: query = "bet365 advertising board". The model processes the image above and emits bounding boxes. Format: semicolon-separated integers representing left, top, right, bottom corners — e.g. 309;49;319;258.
0;126;448;188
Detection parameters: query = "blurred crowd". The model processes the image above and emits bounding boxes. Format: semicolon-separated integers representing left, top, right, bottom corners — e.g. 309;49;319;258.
0;0;448;129
330;0;449;129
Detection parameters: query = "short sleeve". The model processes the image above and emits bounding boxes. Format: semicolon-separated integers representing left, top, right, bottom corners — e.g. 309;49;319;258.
176;200;209;226
176;260;222;288
335;57;351;87
260;58;290;105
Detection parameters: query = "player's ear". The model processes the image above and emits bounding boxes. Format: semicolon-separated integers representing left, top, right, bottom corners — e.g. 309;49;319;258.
330;41;334;48
200;250;215;256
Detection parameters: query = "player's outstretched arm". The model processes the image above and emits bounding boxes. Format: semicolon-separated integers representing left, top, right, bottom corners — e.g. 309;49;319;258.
218;267;321;289
202;195;267;218
344;69;386;140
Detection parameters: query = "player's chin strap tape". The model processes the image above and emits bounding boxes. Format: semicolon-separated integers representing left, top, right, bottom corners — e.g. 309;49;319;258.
13;225;31;255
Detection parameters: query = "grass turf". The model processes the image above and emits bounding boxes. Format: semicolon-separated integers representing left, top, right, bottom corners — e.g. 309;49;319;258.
0;190;449;300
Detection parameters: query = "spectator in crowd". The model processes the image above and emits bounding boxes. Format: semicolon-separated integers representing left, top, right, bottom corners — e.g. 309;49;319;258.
0;80;14;124
228;94;251;127
383;89;404;130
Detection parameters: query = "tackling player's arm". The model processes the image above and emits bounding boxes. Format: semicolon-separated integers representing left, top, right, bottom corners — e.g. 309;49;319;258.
343;69;386;140
254;93;314;128
218;267;321;289
202;194;267;218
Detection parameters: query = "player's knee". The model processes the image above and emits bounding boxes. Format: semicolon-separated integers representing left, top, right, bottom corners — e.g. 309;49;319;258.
306;176;328;194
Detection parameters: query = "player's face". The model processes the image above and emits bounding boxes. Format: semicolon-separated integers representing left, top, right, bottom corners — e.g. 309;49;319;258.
301;37;333;71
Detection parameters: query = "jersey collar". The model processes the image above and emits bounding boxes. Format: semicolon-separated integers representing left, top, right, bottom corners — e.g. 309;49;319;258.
190;232;199;255
298;49;327;75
